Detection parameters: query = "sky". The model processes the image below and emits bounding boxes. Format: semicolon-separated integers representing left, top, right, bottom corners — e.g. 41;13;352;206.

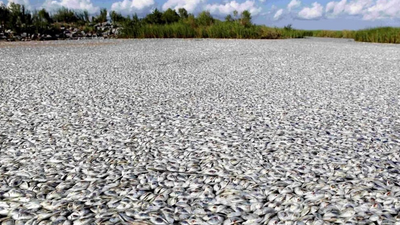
1;0;400;30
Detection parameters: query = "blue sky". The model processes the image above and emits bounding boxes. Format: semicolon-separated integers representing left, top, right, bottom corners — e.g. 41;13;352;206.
2;0;400;30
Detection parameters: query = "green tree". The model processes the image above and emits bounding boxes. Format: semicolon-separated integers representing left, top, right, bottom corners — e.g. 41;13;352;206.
162;8;180;24
284;24;293;31
38;8;52;23
240;10;252;27
7;3;23;33
144;8;164;24
95;8;108;23
75;10;90;25
53;7;78;23
186;13;196;28
197;11;214;26
225;14;233;22
32;10;40;33
22;7;33;32
83;10;90;23
132;13;140;24
20;5;26;27
178;8;188;19
120;13;142;38
33;8;52;33
0;3;10;32
233;10;238;20
110;10;125;24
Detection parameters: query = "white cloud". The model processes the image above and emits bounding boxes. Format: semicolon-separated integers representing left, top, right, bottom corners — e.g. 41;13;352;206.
363;0;400;20
162;0;205;13
323;0;399;20
344;0;372;15
111;0;155;15
298;2;323;19
7;0;31;10
42;0;99;14
325;0;346;16
265;4;278;16
205;0;262;16
273;8;284;20
287;0;301;11
259;0;266;2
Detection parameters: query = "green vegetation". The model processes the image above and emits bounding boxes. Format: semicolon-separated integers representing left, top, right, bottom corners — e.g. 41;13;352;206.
0;2;399;43
0;2;114;40
352;27;400;43
302;27;400;44
118;8;271;39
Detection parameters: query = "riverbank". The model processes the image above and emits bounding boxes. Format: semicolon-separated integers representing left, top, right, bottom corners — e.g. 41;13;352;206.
2;26;399;44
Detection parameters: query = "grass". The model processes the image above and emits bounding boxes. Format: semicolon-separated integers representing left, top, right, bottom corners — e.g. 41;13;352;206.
303;27;400;44
120;22;316;40
119;21;400;44
276;26;400;44
120;22;278;39
353;27;400;43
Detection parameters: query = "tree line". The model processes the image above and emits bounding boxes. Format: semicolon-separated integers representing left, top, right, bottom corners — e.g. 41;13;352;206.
113;8;261;38
1;3;281;39
0;3;110;36
4;3;396;43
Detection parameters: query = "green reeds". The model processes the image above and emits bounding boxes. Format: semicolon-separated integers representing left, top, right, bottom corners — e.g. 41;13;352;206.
120;20;400;44
353;27;400;44
305;27;400;44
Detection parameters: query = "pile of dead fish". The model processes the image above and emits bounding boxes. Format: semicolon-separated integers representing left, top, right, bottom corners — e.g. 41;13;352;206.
0;39;400;224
